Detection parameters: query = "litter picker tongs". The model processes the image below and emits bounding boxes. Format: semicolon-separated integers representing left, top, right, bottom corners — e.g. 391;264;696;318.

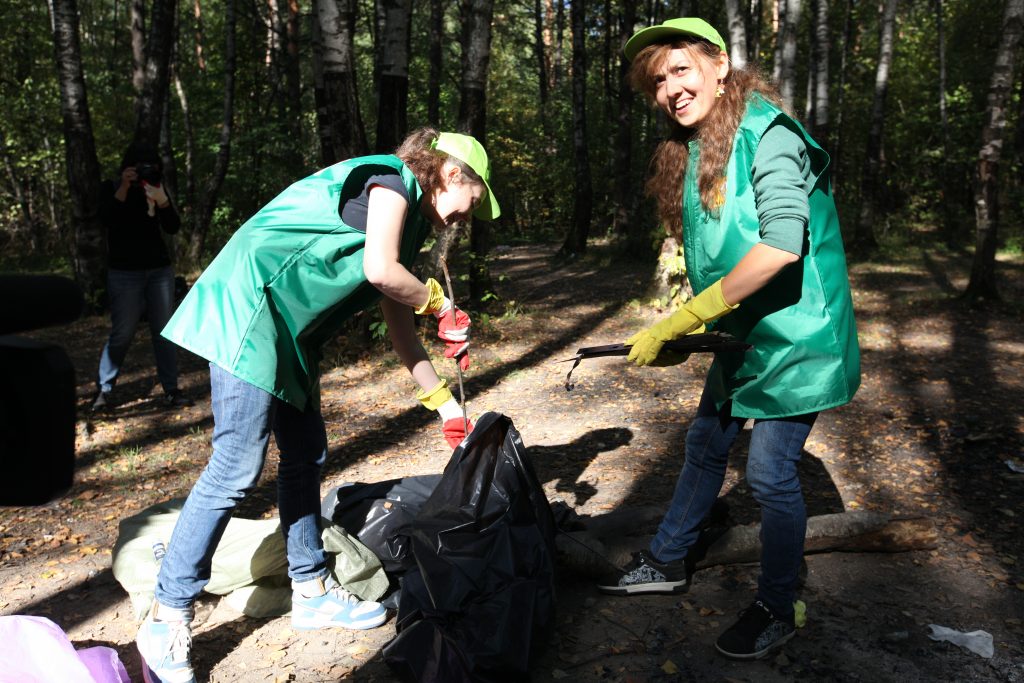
558;332;752;391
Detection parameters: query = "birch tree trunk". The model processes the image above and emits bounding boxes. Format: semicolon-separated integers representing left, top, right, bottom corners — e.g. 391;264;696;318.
374;0;413;153
130;0;146;95
134;0;177;145
777;0;802;110
853;0;898;253
809;0;829;142
965;0;1023;301
458;0;496;304
48;0;105;304
313;0;367;164
173;70;196;229
725;0;749;69
558;0;592;259
189;0;236;264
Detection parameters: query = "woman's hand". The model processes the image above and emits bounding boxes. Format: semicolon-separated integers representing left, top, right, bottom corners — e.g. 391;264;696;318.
442;416;474;449
627;279;735;366
434;298;471;370
143;182;170;208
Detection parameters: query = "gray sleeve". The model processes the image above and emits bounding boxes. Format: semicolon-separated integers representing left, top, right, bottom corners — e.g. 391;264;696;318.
750;123;812;256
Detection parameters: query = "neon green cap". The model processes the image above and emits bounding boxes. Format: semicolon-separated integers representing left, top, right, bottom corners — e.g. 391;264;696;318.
432;132;501;221
623;17;728;62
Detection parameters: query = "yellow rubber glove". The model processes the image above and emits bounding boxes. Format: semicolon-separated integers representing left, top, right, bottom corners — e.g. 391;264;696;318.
414;278;446;315
416;379;453;410
626;278;738;366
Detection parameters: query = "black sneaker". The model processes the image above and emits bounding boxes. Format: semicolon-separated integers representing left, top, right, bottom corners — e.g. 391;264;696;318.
715;599;795;660
596;550;689;595
164;390;194;408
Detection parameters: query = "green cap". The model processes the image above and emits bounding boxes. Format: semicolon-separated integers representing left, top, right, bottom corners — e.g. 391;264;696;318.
432;132;501;220
623;17;727;62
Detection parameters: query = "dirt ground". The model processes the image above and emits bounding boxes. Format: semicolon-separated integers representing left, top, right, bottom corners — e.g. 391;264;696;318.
2;241;1023;682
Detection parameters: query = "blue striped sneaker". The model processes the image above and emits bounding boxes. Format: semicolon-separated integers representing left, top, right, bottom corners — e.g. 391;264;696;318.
291;576;387;631
136;603;196;683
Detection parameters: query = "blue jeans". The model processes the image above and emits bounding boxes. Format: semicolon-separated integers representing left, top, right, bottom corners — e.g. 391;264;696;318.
155;364;330;609
650;382;817;619
97;266;178;394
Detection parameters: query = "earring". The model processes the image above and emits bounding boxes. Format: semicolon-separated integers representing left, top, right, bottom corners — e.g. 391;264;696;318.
715;83;725;98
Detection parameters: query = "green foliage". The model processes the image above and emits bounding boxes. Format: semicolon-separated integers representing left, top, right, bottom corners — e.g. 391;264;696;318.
368;320;389;340
2;0;1022;278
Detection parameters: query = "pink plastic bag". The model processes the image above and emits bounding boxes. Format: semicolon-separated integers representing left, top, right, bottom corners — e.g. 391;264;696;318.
0;615;129;683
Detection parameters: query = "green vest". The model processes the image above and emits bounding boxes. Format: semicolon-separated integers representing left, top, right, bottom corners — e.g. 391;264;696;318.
683;95;860;418
162;156;430;411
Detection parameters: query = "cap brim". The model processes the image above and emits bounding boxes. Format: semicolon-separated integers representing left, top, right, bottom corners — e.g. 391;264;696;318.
473;180;500;221
623;25;724;61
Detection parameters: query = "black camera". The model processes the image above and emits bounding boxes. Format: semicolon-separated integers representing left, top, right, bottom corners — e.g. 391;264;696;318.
136;161;162;185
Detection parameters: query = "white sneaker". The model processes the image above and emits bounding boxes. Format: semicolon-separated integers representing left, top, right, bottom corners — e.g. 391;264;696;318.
136;603;196;683
291;575;387;631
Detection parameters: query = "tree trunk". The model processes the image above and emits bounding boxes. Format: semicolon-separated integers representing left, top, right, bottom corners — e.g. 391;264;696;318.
313;0;368;164
808;0;829;142
833;0;854;189
48;0;105;305
192;0;207;71
558;0;592;259
284;0;302;144
533;0;550;112
556;509;938;576
553;0;564;89
776;0;801;110
130;0;146;95
458;0;496;305
134;0;177;146
725;0;749;69
613;0;638;247
189;0;237;264
749;0;762;61
173;69;196;244
427;0;444;126
374;0;413;153
935;0;955;247
853;0;898;254
965;0;1023;302
772;0;783;80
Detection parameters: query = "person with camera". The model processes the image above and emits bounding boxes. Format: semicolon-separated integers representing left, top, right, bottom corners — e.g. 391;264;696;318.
91;142;192;411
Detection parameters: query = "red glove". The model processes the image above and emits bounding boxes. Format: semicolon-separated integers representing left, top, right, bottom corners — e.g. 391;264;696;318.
436;304;471;370
442;416;474;449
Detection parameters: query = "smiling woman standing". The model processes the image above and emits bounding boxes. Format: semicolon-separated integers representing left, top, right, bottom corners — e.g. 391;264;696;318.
135;129;499;683
596;19;859;661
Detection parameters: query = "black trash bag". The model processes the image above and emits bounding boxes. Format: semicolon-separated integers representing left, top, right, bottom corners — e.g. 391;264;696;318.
383;411;557;683
322;475;441;576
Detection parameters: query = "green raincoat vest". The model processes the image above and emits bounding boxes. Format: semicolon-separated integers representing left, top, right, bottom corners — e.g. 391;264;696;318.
683;95;860;418
162;156;430;411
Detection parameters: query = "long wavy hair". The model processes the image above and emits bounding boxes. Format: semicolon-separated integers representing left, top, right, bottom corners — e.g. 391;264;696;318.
394;127;483;198
629;38;781;237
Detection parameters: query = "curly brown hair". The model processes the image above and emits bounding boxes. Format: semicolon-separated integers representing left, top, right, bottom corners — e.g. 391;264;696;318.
394;127;483;198
629;39;781;237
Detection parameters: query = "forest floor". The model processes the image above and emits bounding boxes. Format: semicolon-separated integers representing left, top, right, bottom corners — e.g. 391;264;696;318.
2;239;1024;683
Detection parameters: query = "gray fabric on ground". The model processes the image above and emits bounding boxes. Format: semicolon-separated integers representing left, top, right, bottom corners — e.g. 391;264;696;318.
112;499;389;620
